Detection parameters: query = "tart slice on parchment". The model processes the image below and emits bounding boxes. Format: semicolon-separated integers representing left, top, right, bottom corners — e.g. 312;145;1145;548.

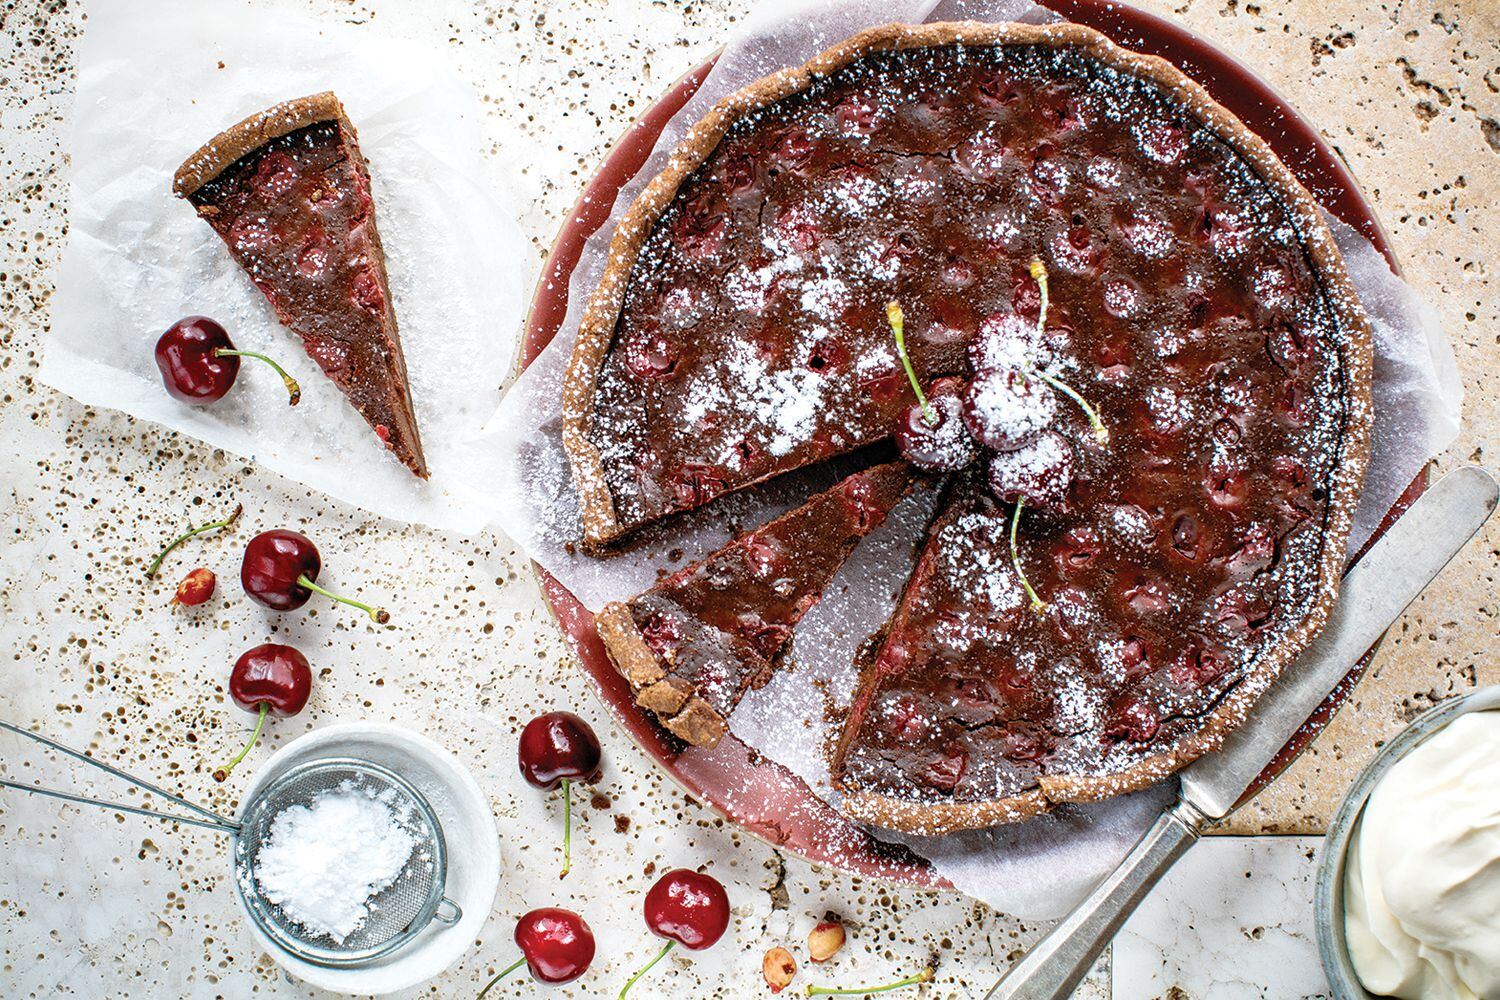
174;92;427;478
596;462;915;747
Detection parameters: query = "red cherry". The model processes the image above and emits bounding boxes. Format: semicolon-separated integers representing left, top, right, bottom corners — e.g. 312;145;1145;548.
519;712;603;878
620;869;731;998
214;643;311;782
477;908;596;996
969;312;1041;374
1105;694;1161;743
154;316;300;405
895;378;979;472
963;368;1057;452
987;430;1074;509
241;529;389;623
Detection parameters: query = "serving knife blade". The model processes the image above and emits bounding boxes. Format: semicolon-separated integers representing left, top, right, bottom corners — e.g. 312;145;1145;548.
986;465;1499;1000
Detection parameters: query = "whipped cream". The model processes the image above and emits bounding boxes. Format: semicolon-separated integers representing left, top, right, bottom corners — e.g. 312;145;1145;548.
1343;710;1500;1000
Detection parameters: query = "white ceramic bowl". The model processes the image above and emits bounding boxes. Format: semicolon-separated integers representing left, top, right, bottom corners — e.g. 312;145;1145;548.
231;723;500;995
1315;686;1500;999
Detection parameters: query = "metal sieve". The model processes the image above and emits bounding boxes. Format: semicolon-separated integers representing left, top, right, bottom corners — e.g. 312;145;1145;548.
0;722;461;967
233;757;460;966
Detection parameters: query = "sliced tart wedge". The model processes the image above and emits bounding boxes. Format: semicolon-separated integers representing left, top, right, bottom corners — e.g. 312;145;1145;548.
596;462;915;747
175;92;427;478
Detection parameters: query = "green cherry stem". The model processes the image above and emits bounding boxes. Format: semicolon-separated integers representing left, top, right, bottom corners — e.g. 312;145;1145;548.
1030;256;1050;330
1025;257;1108;445
476;956;527;999
1009;501;1047;615
561;777;573;879
1032;370;1110;445
886;300;937;427
215;348;302;405
296;575;391;624
805;966;935;996
618;940;675;1000
145;503;243;578
213;702;267;783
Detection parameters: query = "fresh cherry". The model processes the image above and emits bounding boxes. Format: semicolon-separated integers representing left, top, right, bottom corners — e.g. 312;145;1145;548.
172;567;216;606
963;367;1057;452
144;503;242;580
519;711;603;878
619;868;731;999
895;377;978;472
214;643;311;782
477;908;596;996
987;430;1075;509
155;316;300;405
241;529;390;623
969;310;1041;374
885;302;978;472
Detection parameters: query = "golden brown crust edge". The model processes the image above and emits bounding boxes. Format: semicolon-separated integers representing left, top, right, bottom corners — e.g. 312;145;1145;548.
174;91;348;198
565;20;1373;832
595;602;728;747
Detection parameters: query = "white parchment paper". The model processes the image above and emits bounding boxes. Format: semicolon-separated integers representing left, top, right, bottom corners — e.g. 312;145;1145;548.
484;0;1464;920
41;0;527;532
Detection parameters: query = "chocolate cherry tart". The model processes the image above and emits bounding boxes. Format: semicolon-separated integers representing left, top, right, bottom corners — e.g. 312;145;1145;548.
618;869;730;999
518;711;603;877
155;316;301;406
241;528;390;623
565;21;1372;834
214;643;311;782
476;908;596;996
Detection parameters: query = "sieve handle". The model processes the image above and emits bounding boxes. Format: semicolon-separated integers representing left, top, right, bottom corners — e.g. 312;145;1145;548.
0;720;238;833
434;898;462;925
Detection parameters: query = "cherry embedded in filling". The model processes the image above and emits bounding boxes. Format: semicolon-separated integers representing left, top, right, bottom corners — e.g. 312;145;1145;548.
623;327;680;380
671;463;728;510
1105;694;1161;743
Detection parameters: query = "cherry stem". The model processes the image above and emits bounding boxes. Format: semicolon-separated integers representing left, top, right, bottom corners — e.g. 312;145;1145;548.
213;702;267;783
215;348;301;405
476;956;527;999
296;574;390;624
145;503;242;579
618;940;675;1000
560;777;573;879
1030;256;1050;331
885;301;936;427
1009;501;1047;615
1031;370;1109;445
805;966;935;996
1024;258;1107;445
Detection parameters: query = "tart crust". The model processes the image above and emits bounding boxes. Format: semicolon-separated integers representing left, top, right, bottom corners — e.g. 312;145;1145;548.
173;91;349;198
595;601;729;746
567;20;1373;832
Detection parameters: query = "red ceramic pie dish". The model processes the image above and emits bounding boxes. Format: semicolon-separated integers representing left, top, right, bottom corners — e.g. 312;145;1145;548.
521;1;1421;886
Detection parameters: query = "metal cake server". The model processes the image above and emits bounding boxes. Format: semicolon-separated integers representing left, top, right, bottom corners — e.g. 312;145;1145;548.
986;465;1499;1000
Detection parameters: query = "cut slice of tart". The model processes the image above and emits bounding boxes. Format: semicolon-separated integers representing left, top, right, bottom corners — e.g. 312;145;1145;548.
596;461;915;747
174;92;427;478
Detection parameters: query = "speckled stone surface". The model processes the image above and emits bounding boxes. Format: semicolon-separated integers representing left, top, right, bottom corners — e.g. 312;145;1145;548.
0;0;1494;997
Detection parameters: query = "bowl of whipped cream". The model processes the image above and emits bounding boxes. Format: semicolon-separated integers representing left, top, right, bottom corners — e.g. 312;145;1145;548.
1316;685;1500;1000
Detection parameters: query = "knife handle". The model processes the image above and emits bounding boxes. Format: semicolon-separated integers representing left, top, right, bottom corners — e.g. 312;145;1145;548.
985;796;1209;1000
